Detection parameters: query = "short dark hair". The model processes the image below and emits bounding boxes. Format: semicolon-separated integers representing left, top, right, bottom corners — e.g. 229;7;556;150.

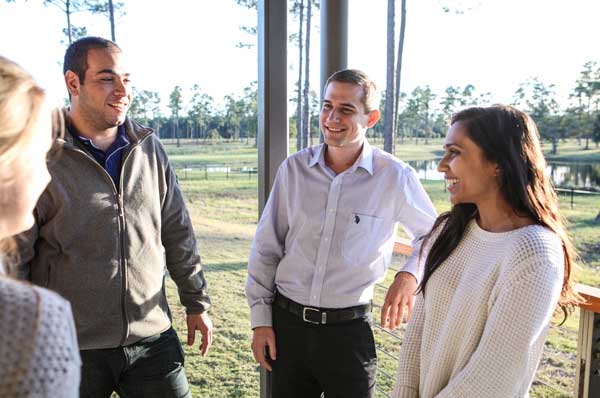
324;69;379;113
63;36;120;84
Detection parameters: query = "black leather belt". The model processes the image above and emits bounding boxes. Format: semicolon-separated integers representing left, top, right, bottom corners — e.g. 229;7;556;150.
274;293;371;325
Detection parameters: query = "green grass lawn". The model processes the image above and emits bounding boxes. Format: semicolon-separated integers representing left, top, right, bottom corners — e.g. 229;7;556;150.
158;140;599;398
541;140;600;162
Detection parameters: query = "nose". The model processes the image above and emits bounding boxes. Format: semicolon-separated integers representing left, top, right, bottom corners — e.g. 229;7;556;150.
327;109;340;122
114;78;127;96
437;156;448;173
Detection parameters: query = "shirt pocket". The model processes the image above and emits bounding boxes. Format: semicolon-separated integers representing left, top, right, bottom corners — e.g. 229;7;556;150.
342;212;383;265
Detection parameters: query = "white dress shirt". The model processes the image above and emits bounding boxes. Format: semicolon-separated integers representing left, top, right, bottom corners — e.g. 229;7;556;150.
246;141;437;328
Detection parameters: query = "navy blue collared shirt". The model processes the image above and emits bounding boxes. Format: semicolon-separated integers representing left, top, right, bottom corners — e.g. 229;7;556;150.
73;125;130;187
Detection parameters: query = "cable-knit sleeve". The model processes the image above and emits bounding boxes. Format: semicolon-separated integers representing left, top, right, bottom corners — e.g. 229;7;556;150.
31;288;82;397
392;293;425;398
0;279;81;397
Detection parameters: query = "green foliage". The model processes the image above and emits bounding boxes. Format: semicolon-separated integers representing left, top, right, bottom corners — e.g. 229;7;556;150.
168;85;183;118
43;0;124;44
129;87;161;126
207;128;221;140
593;111;600;145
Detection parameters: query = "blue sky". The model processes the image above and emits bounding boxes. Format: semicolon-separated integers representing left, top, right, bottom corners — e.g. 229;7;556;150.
1;0;598;113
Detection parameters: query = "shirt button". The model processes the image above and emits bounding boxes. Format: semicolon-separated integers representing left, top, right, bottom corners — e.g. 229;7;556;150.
324;237;329;241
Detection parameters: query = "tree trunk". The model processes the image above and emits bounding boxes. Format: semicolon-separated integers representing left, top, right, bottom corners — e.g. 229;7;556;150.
296;0;305;151
175;118;180;147
383;0;395;154
393;0;406;146
424;100;429;145
301;0;312;149
66;0;73;44
109;0;116;42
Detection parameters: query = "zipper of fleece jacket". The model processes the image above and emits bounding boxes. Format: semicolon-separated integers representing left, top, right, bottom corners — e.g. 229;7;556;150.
115;133;153;346
65;133;153;347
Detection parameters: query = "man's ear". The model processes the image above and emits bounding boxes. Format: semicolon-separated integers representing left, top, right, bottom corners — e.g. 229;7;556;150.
366;109;381;128
65;70;80;97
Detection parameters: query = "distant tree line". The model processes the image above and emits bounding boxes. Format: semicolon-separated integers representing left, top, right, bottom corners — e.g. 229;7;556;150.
128;82;259;146
370;61;600;154
131;60;599;154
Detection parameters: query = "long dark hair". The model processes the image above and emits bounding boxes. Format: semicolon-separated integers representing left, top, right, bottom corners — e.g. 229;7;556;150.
419;105;581;319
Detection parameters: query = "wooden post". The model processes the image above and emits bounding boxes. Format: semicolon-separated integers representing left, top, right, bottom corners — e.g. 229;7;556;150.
575;284;600;398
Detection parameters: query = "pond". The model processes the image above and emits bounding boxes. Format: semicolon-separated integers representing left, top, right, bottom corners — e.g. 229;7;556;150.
407;160;600;190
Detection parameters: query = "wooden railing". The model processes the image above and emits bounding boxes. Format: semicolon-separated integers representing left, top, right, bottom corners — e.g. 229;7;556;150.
574;283;600;398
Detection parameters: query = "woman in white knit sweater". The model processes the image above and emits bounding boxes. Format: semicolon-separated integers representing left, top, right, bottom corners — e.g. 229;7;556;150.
393;105;581;398
0;56;81;397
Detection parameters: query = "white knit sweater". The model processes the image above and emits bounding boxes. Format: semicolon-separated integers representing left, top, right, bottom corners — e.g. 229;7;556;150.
393;220;564;398
0;270;81;397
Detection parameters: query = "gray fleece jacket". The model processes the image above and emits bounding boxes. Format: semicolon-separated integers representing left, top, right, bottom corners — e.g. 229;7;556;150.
16;115;211;350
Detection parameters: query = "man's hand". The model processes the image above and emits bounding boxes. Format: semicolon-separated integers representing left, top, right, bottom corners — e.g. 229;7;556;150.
251;326;276;371
186;312;213;357
380;272;418;330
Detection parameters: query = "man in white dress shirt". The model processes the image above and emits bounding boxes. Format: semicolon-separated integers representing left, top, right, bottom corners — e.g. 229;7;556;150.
246;69;436;398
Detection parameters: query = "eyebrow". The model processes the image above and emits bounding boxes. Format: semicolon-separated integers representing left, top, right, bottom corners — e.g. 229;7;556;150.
443;142;463;149
322;100;358;109
95;69;131;77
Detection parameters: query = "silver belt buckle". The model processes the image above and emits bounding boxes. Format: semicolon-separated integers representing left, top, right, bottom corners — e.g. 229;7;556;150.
302;307;326;324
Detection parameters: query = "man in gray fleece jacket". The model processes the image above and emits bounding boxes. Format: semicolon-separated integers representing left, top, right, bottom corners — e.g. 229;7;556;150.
15;36;212;398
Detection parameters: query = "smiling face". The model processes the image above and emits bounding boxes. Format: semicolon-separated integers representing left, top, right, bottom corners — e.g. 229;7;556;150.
438;121;500;206
66;46;132;135
320;81;379;151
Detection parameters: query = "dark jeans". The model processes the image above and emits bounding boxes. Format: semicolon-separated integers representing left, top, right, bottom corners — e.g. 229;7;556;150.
271;303;378;398
80;327;191;398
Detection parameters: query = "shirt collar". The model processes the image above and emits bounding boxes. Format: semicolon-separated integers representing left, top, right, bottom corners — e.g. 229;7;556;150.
355;141;374;175
307;141;374;176
308;145;324;168
74;124;129;151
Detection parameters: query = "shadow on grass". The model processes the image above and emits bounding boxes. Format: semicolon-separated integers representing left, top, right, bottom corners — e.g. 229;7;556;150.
579;241;600;264
204;261;247;273
189;379;209;387
570;219;599;229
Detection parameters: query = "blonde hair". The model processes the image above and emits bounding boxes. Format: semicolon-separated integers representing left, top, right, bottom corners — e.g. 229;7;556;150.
0;56;46;257
0;57;46;181
0;57;46;393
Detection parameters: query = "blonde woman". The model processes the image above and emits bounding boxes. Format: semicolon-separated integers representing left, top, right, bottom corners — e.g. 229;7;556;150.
0;56;81;397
